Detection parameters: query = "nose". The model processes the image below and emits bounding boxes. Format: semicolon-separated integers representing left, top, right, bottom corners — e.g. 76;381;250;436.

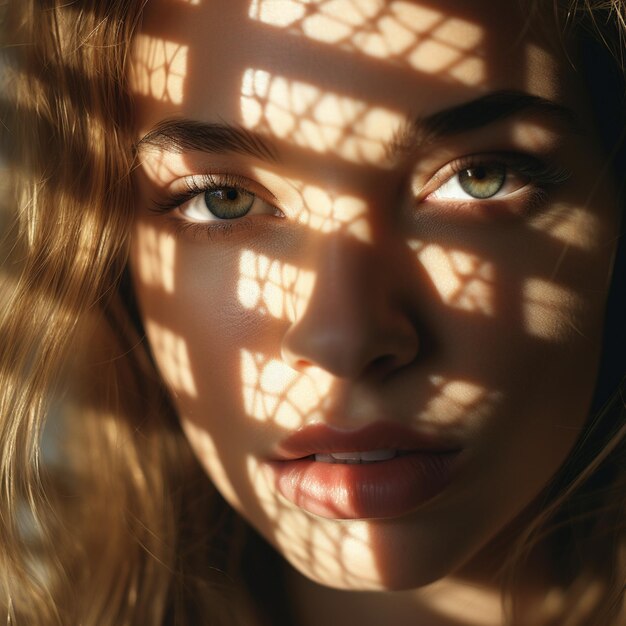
281;233;419;380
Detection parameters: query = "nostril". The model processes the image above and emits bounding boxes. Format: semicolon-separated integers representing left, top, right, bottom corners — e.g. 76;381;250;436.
366;353;414;378
279;250;421;379
292;358;314;371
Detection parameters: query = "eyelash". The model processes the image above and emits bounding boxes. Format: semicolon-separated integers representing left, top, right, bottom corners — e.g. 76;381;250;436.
150;173;278;239
150;172;264;213
422;153;570;211
149;153;570;238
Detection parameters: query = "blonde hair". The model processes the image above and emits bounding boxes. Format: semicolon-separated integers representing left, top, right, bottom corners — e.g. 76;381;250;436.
1;2;249;624
0;1;624;625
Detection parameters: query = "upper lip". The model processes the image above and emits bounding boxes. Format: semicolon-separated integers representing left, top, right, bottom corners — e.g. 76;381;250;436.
271;422;461;461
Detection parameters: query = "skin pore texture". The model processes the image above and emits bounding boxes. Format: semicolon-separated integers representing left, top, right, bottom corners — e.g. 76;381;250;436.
129;1;620;624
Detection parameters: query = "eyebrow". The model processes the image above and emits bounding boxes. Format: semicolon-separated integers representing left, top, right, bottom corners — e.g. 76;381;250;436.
389;89;581;157
136;90;580;162
136;118;279;162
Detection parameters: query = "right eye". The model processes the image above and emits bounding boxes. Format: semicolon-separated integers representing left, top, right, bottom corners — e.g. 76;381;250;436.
181;186;258;221
152;173;285;224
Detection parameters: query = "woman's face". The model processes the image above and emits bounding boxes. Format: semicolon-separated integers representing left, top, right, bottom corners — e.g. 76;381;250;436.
129;0;619;590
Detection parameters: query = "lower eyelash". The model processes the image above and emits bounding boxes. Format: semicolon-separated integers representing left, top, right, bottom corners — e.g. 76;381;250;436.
433;186;550;219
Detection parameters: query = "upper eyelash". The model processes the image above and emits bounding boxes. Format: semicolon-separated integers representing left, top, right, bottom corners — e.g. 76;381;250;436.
430;153;571;192
149;172;261;214
148;153;570;218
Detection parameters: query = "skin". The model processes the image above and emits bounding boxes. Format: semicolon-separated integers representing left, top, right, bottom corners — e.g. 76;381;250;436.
129;1;620;623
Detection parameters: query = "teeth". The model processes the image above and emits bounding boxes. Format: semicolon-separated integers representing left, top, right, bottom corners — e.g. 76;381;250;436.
313;449;397;464
313;454;334;463
360;449;397;461
329;452;362;461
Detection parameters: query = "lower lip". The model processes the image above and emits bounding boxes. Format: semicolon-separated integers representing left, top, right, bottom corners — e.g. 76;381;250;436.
266;451;459;520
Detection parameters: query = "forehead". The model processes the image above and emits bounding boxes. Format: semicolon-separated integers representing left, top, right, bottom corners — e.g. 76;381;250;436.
131;0;575;142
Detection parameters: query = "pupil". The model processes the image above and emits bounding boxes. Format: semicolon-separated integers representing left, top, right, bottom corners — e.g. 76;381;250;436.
469;167;487;180
225;188;238;201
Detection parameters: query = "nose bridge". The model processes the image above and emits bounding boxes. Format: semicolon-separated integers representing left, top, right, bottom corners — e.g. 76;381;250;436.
300;229;373;328
281;226;419;379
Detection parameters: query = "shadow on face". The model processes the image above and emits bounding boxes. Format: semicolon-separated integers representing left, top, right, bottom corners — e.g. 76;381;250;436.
127;0;620;606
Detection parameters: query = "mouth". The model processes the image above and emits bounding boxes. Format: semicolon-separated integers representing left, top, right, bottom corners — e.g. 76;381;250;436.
310;449;408;463
264;423;461;520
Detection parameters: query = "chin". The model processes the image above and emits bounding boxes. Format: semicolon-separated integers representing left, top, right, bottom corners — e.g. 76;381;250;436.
282;536;461;593
292;562;452;593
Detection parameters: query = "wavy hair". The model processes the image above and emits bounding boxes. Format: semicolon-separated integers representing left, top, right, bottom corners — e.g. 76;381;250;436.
0;1;624;624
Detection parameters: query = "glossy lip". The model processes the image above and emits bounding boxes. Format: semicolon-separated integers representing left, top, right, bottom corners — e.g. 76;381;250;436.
265;422;462;520
271;421;460;460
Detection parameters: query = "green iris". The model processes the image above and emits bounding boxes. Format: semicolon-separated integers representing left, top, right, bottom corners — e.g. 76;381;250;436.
204;187;255;219
458;164;506;199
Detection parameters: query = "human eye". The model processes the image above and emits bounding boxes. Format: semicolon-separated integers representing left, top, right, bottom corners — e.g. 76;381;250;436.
421;153;570;212
150;173;283;236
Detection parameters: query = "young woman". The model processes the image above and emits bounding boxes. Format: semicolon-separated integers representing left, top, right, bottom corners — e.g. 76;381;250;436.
1;1;625;624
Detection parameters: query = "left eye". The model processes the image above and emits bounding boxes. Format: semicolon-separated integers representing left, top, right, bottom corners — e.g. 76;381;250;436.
179;185;278;221
429;162;529;200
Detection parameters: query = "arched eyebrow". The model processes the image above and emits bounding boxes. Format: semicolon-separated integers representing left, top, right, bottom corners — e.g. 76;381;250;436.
135;118;280;162
389;89;581;157
135;89;580;162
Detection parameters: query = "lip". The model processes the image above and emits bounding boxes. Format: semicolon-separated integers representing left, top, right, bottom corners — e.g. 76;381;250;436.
265;422;461;520
272;422;458;460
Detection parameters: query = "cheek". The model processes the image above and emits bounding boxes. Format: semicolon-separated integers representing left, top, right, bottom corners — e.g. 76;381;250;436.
130;209;610;466
129;218;282;505
129;188;616;591
131;218;260;389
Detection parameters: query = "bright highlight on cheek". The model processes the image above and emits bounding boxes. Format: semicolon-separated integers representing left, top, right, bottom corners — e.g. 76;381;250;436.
522;277;584;341
238;250;316;321
418;376;496;428
134;223;177;294
529;206;604;252
241;350;334;427
145;319;198;398
131;35;188;105
409;240;495;316
248;0;485;84
240;68;404;164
